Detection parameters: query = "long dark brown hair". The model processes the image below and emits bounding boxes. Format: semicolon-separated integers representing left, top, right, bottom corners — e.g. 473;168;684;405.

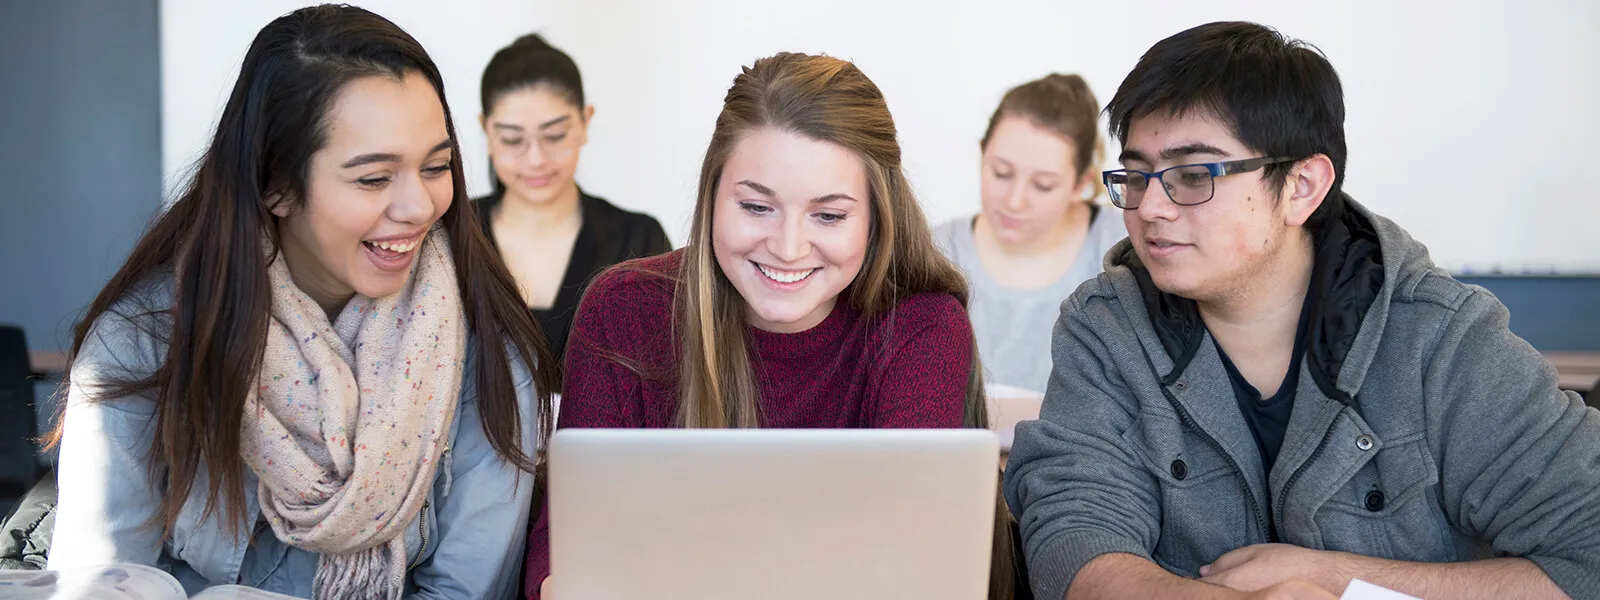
46;4;557;537
675;52;1019;599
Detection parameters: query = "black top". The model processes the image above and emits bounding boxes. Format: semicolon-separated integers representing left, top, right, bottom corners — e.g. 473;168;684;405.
1212;288;1313;539
474;189;672;381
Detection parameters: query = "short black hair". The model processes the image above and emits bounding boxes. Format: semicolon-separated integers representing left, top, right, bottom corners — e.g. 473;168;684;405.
1106;22;1347;231
480;33;584;114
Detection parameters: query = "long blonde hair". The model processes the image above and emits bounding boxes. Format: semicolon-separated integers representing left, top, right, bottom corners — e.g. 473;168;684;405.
674;51;1018;599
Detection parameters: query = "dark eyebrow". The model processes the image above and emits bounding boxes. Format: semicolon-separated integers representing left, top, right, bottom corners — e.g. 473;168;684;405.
737;180;856;204
1160;143;1229;161
737;180;775;196
1118;143;1230;166
537;115;571;130
810;193;856;204
339;139;453;169
492;115;570;134
341;153;400;169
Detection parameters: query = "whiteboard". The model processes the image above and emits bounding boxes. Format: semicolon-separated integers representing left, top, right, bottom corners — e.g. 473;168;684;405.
162;0;1600;275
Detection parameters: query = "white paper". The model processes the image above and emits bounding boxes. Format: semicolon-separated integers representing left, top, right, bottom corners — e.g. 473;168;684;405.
0;566;301;600
190;586;302;600
0;571;62;600
1340;579;1422;600
0;564;186;600
984;384;1045;451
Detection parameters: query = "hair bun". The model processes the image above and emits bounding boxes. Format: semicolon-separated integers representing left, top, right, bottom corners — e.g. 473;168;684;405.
511;33;554;51
1040;73;1088;92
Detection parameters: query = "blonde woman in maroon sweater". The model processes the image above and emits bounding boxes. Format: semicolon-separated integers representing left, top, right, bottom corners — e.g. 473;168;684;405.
524;52;1025;599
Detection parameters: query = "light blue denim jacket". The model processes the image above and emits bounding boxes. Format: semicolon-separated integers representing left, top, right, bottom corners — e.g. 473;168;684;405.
49;278;539;599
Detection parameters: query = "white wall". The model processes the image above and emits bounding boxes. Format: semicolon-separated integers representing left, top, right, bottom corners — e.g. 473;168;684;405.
163;0;1600;274
160;0;540;201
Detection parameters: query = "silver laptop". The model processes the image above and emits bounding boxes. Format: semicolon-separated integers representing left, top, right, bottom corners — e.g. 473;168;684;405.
548;429;999;600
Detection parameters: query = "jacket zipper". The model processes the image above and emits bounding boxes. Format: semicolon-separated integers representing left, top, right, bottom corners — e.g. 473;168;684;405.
1274;421;1332;538
408;500;430;570
1163;387;1272;543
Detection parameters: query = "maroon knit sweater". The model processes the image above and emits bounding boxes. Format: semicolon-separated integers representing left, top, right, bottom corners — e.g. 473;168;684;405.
523;249;974;597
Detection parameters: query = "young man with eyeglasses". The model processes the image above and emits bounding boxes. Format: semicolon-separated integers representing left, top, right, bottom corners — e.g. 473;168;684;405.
1003;21;1599;600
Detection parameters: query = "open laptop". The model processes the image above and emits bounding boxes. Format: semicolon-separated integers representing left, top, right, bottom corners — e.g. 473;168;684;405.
548;429;999;600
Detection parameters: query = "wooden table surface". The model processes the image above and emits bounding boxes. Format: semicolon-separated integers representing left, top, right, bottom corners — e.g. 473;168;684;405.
1546;352;1600;393
29;349;1600;392
28;350;68;376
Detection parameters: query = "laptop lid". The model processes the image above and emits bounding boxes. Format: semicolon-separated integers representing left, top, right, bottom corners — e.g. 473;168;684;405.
548;428;999;600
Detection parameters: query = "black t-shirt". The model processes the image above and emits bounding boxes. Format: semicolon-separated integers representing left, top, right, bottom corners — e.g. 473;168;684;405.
474;189;672;382
1211;291;1313;537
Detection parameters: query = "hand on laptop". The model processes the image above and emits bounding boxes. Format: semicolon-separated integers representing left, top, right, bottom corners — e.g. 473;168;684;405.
1200;544;1350;597
541;577;552;598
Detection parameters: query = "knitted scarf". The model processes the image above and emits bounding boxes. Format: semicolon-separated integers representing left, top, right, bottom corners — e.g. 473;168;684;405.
242;229;464;600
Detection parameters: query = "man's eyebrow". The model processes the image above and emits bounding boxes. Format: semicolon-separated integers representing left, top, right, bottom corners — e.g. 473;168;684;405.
1119;143;1230;165
1159;142;1229;161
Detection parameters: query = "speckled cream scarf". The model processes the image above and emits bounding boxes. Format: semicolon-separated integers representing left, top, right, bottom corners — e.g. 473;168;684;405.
242;229;464;600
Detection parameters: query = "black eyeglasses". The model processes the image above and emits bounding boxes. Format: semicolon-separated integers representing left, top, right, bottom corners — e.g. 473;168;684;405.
1103;156;1298;209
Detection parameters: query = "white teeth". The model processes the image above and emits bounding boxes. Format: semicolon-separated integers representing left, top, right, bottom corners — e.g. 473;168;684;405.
757;264;816;284
368;238;418;253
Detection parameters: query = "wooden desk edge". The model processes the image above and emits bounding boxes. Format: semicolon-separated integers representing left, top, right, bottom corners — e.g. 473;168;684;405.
29;350;69;375
1544;351;1600;370
26;350;1600;390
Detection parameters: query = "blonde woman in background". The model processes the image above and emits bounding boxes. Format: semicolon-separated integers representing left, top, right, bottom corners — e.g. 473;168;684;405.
935;74;1126;395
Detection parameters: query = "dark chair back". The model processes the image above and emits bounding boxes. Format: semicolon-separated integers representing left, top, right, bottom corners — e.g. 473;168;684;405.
0;325;43;516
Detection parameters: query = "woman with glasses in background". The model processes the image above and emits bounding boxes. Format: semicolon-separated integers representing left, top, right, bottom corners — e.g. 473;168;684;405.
475;34;672;381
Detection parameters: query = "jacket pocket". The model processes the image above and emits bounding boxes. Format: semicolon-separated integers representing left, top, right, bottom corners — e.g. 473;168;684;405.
401;489;440;572
240;521;290;588
1313;433;1453;562
1130;413;1252;576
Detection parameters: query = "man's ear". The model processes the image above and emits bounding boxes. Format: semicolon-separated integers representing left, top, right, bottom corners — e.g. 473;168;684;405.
1283;154;1335;228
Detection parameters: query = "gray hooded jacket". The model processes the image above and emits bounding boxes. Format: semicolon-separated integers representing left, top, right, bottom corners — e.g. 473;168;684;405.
1004;197;1600;600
